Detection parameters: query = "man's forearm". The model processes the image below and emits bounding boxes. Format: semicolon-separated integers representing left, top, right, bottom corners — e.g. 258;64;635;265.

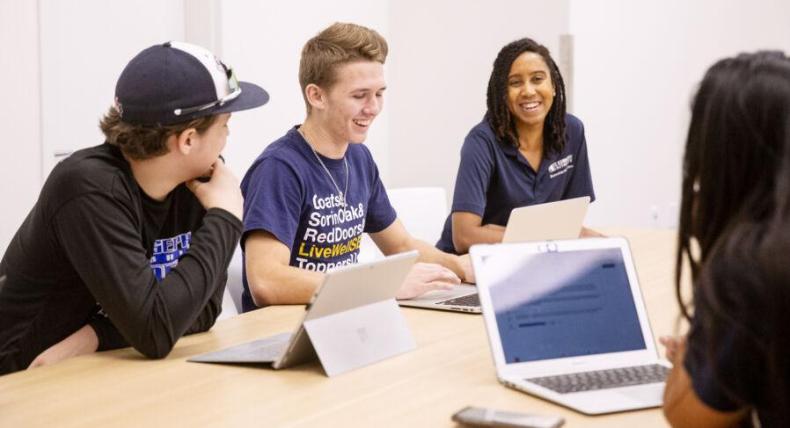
248;263;324;306
453;224;505;254
185;273;226;334
410;239;467;281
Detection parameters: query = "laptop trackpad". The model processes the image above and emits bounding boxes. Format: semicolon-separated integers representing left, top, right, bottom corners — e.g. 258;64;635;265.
614;383;665;406
189;331;292;364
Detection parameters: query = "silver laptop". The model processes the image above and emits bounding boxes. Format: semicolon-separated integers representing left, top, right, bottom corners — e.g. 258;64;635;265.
471;238;671;415
398;196;590;314
189;251;419;375
398;284;480;313
502;196;590;243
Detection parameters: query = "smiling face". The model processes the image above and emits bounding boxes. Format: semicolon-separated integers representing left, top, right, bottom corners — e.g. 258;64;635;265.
319;61;386;145
506;52;555;129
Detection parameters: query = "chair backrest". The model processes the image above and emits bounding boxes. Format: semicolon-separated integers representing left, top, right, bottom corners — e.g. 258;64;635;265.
358;187;448;263
218;245;244;320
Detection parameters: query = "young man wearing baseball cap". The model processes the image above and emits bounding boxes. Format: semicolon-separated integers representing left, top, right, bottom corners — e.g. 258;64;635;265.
0;41;268;375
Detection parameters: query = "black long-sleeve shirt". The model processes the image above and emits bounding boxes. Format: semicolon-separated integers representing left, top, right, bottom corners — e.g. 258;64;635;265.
0;143;241;375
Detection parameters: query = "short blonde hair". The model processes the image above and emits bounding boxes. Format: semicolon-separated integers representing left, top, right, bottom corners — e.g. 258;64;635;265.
298;22;388;111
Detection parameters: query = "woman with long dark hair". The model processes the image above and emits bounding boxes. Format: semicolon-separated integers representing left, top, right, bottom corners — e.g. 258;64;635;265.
662;51;790;427
436;37;599;255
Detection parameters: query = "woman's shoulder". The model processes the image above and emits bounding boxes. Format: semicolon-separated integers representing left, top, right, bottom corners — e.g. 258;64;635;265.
463;119;500;150
457;123;498;165
467;118;497;140
563;113;587;147
564;113;584;133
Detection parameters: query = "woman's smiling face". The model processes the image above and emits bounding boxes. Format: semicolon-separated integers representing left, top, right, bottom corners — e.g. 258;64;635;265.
506;51;555;129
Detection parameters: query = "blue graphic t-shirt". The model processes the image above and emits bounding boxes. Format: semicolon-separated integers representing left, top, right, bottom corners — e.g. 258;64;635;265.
240;126;397;311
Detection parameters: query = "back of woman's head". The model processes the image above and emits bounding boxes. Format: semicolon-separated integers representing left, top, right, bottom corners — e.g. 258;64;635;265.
678;51;790;284
677;51;790;424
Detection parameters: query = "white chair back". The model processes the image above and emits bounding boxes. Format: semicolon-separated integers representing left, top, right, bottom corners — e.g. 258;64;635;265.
218;245;244;320
358;187;448;263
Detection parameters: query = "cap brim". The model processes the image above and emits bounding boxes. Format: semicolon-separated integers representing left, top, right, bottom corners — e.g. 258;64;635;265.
213;81;270;115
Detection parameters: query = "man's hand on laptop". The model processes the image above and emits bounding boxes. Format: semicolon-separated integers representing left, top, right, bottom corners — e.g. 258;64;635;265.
396;263;460;300
457;254;475;283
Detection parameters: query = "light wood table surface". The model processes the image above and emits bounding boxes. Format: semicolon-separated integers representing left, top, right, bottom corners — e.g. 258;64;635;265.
0;228;682;427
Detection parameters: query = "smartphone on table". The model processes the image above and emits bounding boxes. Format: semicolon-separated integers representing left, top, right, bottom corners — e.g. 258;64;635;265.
451;406;564;428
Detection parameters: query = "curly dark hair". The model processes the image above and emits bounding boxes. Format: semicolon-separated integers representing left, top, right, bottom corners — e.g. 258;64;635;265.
486;37;566;156
676;51;790;320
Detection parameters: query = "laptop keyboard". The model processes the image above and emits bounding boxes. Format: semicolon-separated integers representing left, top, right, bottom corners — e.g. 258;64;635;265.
437;293;480;307
526;364;669;394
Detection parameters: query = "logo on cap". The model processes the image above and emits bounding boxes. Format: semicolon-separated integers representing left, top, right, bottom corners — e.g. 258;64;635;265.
213;56;225;75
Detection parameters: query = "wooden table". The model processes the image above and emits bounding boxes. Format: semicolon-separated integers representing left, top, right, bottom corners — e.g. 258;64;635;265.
0;229;682;427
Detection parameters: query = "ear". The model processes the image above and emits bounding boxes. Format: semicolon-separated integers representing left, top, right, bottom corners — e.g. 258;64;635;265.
173;128;198;155
304;83;327;111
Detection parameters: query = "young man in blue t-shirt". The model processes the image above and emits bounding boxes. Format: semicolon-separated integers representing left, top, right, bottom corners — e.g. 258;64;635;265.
240;23;473;311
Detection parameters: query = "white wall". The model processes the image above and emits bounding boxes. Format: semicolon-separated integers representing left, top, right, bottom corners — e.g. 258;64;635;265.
0;0;183;251
3;1;790;252
38;0;185;176
571;0;790;228
386;0;570;199
0;0;41;250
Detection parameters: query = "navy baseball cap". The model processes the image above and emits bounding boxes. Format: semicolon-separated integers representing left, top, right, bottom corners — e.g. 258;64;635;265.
114;41;269;126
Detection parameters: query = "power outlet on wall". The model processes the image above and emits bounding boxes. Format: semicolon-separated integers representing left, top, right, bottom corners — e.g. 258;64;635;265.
650;203;679;229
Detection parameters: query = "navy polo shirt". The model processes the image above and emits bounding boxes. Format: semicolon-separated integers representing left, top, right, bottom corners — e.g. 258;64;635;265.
436;114;595;254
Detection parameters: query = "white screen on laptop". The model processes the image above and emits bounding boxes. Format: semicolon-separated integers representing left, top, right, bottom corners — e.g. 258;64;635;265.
489;247;645;362
472;238;659;376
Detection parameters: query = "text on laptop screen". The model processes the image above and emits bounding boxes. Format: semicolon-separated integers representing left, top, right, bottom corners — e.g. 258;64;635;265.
485;248;646;363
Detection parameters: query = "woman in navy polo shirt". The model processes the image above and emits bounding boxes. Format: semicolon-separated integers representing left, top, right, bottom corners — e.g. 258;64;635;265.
436;37;600;254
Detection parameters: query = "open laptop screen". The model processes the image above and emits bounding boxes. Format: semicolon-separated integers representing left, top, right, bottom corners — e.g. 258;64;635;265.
486;247;646;363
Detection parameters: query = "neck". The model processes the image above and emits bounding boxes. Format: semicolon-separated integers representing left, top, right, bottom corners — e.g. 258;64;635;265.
516;122;544;151
125;154;183;201
300;116;348;159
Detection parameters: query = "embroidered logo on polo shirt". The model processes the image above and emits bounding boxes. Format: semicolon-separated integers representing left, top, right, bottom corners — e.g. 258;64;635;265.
548;155;574;179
